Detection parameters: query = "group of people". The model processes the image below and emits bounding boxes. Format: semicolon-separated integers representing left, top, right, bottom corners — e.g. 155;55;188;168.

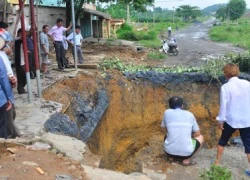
0;18;85;138
162;63;250;175
47;18;84;70
1;18;84;94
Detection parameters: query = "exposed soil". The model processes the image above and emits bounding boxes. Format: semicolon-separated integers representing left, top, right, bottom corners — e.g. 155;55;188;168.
0;143;86;180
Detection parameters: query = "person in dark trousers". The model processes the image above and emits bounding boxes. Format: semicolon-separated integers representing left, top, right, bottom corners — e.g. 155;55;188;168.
215;63;250;177
14;28;26;94
25;25;36;79
0;39;14;139
66;25;84;64
48;18;72;70
0;35;20;138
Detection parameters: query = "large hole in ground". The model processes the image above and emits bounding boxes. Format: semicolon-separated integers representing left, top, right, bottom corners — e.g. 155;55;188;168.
43;70;222;173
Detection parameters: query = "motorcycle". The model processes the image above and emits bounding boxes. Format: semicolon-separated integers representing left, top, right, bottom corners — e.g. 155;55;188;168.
160;39;179;56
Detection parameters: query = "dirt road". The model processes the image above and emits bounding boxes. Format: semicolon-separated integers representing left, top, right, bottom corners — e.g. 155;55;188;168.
164;19;244;67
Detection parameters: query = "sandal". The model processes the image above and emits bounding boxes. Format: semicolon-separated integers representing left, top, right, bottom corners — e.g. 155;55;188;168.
179;160;197;166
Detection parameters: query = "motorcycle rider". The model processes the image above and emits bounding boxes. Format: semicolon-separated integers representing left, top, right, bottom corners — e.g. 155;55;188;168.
168;38;177;51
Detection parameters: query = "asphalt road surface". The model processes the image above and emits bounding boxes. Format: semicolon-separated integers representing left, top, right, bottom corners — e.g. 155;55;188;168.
164;19;245;67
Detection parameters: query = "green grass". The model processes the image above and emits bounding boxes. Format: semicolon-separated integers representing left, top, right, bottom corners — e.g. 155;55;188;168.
139;39;161;48
209;18;250;49
147;51;167;60
200;164;232;180
116;22;189;48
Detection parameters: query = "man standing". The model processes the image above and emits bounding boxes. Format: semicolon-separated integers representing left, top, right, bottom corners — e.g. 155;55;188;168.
161;96;204;166
215;63;250;176
48;18;72;70
168;25;172;38
25;25;36;79
0;36;20;138
14;28;26;94
39;25;49;75
66;25;84;64
0;38;14;139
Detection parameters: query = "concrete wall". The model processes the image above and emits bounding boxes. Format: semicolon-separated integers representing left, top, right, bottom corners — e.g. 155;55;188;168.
7;5;66;36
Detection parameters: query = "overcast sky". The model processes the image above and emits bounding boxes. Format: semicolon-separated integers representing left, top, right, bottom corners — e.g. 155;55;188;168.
154;0;250;9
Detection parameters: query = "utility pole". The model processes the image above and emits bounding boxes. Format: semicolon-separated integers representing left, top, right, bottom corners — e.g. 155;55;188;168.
71;0;77;70
127;4;130;24
152;5;155;24
3;0;7;22
172;6;175;24
227;7;230;26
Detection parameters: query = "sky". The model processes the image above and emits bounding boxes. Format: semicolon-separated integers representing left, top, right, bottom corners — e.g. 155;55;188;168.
154;0;250;9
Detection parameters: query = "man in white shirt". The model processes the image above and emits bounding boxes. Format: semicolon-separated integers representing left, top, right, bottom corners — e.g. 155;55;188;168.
161;96;204;166
215;63;250;176
66;25;84;64
167;25;172;37
48;18;72;70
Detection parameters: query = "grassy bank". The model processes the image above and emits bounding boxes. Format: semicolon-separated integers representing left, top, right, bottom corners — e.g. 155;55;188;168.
116;22;188;48
209;18;250;49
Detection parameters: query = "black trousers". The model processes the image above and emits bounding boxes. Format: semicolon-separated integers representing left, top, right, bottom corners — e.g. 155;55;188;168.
16;65;26;93
54;42;68;68
7;104;20;138
28;50;36;78
0;103;7;139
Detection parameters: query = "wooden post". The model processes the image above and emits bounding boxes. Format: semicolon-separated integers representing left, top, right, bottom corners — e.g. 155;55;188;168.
107;19;110;39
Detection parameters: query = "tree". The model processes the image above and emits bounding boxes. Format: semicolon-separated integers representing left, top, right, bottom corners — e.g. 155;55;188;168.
215;6;227;21
175;5;202;21
228;0;246;20
102;3;127;19
61;0;153;26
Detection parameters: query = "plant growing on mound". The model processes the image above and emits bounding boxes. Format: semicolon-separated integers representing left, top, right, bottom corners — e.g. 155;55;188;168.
201;58;229;79
99;58;200;73
231;51;250;73
200;164;232;180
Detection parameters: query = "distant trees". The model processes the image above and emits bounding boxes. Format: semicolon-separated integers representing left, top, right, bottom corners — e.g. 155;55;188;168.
216;6;227;21
228;0;246;20
175;5;202;21
215;0;246;21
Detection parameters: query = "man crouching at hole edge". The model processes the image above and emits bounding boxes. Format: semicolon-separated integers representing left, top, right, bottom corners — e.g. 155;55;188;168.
161;96;204;166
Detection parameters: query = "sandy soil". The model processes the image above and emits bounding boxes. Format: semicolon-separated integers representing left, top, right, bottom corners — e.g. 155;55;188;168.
0;143;86;180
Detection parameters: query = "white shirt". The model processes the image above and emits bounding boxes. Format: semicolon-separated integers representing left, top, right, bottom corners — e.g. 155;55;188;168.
217;77;250;128
0;51;14;77
20;44;25;66
168;26;172;31
66;32;83;46
161;108;199;156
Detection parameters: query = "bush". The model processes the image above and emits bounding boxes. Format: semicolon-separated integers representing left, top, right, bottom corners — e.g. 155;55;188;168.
117;31;139;41
116;23;133;34
200;165;232;180
231;52;250;73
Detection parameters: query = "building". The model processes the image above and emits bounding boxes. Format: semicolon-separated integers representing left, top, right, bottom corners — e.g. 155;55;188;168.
3;0;111;39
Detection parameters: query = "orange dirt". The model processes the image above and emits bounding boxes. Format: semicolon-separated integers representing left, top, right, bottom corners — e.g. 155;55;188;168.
43;70;222;173
0;143;87;180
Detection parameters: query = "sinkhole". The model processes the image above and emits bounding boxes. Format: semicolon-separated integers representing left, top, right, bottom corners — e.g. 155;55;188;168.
43;70;234;173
